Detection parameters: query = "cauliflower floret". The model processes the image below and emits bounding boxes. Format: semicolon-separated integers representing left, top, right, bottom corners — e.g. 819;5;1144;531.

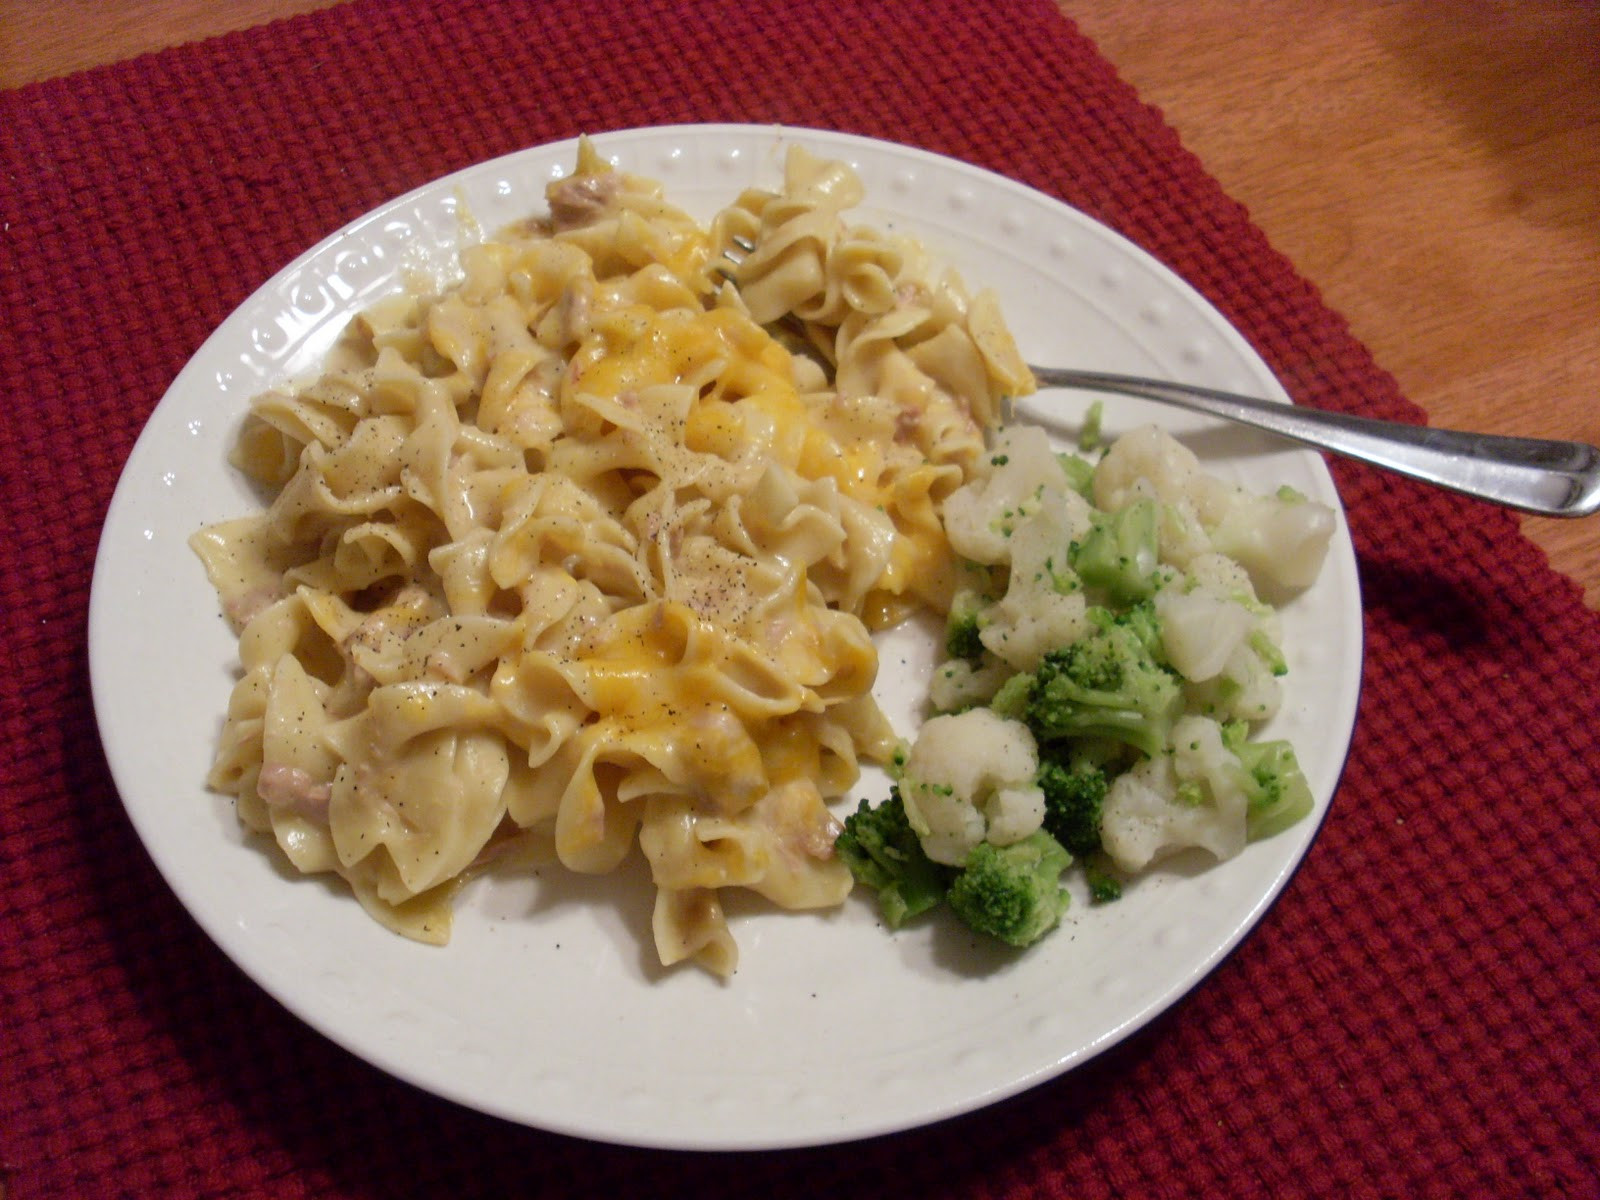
899;708;1046;865
1156;552;1287;707
1007;477;1095;579
928;655;1011;713
1188;551;1285;648
1100;715;1249;871
978;487;1093;670
1186;642;1283;723
1093;423;1209;514
980;587;1090;672
986;784;1048;846
942;424;1087;566
1185;547;1256;599
1155;584;1257;682
1170;714;1251;816
1207;488;1335;594
1094;424;1334;595
1155;495;1214;570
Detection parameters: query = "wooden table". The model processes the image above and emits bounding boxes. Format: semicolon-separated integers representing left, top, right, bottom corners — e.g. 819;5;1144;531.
1068;1;1600;610
4;0;1595;607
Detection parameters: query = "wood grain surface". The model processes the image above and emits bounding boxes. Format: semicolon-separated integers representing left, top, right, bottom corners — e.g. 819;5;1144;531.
3;0;1595;606
1067;1;1599;608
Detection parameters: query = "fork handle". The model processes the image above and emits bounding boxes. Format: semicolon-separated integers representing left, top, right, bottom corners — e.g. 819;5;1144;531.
1029;367;1600;518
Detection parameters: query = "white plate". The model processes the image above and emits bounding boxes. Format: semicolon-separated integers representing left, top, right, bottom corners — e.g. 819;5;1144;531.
89;125;1363;1150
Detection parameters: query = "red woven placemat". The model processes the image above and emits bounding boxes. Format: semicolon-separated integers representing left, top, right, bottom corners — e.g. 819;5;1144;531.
2;1;1597;1196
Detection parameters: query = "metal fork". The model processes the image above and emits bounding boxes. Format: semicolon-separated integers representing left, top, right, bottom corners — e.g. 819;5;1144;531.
719;237;1600;517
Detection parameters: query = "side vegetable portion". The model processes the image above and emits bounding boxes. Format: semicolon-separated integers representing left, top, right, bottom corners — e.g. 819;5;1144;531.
838;422;1334;950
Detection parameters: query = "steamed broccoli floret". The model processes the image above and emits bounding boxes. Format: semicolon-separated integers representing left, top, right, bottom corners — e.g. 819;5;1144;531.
1083;854;1123;904
1036;757;1109;857
1035;742;1133;907
1221;721;1314;840
1078;400;1105;453
946;830;1072;948
835;790;951;928
1071;497;1159;603
1023;604;1183;758
989;671;1033;721
1112;595;1166;660
945;592;988;660
1249;628;1289;677
1056;451;1096;497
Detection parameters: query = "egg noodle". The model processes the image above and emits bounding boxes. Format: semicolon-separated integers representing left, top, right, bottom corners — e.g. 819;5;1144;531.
191;139;1033;975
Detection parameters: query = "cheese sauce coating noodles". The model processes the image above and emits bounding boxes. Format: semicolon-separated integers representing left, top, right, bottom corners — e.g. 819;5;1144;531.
191;140;1034;975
